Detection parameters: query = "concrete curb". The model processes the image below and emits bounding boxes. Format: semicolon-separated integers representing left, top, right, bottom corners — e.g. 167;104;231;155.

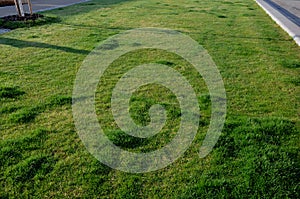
256;0;300;46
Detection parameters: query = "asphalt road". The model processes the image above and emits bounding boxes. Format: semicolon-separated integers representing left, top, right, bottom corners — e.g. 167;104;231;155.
270;0;300;26
256;0;300;46
273;0;300;17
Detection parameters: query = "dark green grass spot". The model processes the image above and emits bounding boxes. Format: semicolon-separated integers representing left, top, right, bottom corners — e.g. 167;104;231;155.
5;154;55;183
288;77;300;86
82;3;96;6
0;128;50;152
155;60;175;66
222;1;234;5
242;13;255;16
0;147;22;167
0;86;25;99
0;128;51;174
8;95;71;123
47;95;72;107
9;107;38;123
107;130;147;149
280;60;300;68
198;94;211;110
0;106;22;114
216;117;298;151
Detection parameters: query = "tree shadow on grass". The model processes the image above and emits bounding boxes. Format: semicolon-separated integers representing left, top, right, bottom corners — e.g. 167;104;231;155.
0;37;90;54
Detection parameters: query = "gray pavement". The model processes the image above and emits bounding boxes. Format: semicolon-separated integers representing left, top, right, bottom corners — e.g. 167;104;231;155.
0;0;90;17
256;0;300;46
273;0;300;17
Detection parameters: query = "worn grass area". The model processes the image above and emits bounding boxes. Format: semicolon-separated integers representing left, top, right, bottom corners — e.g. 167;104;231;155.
0;0;299;198
0;14;61;30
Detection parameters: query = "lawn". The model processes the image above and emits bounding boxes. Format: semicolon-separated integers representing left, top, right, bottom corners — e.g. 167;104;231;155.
0;0;299;198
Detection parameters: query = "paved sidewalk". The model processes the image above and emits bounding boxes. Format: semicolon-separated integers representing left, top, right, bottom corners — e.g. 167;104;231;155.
256;0;300;46
0;0;90;18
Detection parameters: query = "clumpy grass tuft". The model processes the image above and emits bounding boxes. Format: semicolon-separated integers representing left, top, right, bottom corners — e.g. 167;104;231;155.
0;86;25;99
8;95;72;123
106;130;147;149
280;60;300;68
4;154;55;183
46;95;72;107
155;60;176;66
9;107;39;123
0;106;21;114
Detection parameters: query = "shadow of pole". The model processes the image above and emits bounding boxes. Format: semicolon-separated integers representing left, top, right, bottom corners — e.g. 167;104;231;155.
0;37;90;54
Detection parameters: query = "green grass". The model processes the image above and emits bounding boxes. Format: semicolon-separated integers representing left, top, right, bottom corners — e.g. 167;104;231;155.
0;0;299;198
